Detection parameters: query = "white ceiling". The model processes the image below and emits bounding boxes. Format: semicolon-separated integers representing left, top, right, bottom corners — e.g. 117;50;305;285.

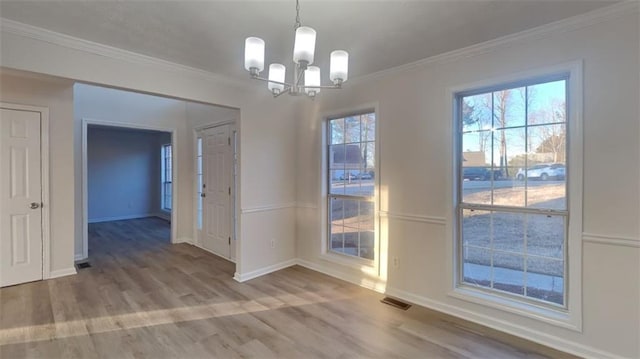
0;1;618;82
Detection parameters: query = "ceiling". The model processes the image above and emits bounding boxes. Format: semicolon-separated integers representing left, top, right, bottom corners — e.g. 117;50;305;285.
0;1;618;83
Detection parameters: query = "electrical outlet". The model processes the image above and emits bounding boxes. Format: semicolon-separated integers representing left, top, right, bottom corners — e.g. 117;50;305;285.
270;239;275;249
393;256;399;269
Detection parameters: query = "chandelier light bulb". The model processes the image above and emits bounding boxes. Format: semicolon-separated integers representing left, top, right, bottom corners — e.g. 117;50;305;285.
304;66;321;96
330;50;349;84
293;26;316;66
244;37;265;72
268;63;286;94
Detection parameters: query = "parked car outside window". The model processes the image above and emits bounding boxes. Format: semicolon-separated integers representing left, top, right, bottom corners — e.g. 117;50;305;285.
516;163;565;181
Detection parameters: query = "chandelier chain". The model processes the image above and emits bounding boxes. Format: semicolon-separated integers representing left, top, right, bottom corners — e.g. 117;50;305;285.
294;0;301;29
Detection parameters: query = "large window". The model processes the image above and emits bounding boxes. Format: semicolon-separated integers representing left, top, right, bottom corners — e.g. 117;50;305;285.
161;143;172;211
327;112;376;260
457;77;568;307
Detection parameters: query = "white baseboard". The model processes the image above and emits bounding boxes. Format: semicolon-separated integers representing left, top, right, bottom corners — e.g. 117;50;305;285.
174;237;193;244
234;259;298;282
88;213;156;223
49;267;77;279
154;212;171;222
295;258;387;294
383;286;619;359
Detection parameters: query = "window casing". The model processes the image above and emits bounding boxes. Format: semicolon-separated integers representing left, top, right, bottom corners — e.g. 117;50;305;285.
161;144;172;211
326;112;376;261
455;76;570;309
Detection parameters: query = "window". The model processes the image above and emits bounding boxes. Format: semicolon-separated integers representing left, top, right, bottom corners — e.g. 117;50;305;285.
161;143;172;211
327;112;376;260
456;77;569;308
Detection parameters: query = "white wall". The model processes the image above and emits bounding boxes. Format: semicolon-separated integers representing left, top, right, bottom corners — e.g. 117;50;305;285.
0;71;75;274
87;127;168;222
296;8;639;359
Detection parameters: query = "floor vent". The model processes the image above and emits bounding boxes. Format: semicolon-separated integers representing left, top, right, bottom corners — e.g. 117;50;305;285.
76;262;92;269
381;297;411;310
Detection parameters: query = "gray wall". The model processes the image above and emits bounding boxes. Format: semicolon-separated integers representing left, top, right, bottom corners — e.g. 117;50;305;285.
87;127;169;222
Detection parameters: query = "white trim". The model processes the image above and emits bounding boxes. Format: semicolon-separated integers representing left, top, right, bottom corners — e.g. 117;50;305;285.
155;211;171;222
175;237;193;244
384;286;619;359
88;213;159;224
0;102;52;280
233;259;297;282
241;202;297;214
81;118;178;261
349;2;638;87
296;259;387;294
446;60;584;331
48;267;77;279
582;233;640;248
74;254;85;262
379;211;446;226
296;202;318;210
0;18;247;90
193;119;237;132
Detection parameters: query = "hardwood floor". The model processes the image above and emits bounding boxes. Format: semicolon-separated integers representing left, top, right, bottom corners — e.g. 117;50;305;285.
0;217;575;358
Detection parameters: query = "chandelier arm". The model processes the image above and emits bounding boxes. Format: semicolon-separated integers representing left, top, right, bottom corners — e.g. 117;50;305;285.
273;87;292;98
249;75;293;88
299;84;343;90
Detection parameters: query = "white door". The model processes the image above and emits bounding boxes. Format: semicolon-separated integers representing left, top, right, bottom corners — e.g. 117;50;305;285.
201;125;233;259
0;108;43;287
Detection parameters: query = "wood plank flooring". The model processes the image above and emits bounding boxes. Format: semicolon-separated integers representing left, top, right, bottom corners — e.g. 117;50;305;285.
0;217;575;358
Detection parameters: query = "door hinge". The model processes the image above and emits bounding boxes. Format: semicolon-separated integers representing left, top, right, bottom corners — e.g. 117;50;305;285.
228;137;231;146
229;187;231;195
228;237;231;245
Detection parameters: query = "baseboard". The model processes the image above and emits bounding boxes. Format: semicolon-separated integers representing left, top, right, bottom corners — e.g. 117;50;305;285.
88;213;156;223
384;286;619;359
234;258;298;282
295;258;387;294
174;237;193;244
49;267;77;279
154;212;171;222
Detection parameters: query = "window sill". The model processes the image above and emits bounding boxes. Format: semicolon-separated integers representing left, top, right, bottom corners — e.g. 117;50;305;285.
448;286;581;332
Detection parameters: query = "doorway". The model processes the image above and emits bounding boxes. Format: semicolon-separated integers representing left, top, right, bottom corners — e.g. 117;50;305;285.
0;103;50;287
81;119;178;260
195;123;237;261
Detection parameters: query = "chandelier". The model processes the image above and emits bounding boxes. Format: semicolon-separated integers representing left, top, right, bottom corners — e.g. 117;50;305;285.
243;0;349;98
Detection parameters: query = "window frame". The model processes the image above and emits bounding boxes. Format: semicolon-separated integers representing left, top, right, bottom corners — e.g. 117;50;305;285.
448;62;583;331
320;105;381;273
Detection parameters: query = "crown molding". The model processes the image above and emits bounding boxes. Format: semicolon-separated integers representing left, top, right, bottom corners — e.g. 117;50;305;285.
0;17;250;89
349;1;639;86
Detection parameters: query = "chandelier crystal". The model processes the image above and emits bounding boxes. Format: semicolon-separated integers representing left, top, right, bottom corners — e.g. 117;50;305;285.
243;0;349;98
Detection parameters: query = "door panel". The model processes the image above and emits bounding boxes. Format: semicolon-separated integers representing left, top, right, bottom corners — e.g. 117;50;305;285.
201;125;233;259
1;108;43;287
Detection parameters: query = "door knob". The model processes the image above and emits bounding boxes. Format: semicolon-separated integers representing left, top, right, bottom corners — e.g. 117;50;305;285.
30;202;40;209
